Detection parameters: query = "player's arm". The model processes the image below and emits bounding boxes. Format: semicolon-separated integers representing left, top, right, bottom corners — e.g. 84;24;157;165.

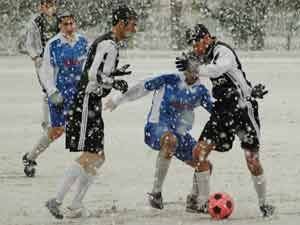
39;43;56;95
88;41;117;88
197;85;213;113
25;20;42;65
197;48;234;78
105;74;172;111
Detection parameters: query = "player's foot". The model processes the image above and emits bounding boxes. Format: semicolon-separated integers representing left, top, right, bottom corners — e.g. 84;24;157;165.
186;194;208;214
260;204;275;217
148;192;163;209
46;198;63;219
65;205;90;218
22;153;37;177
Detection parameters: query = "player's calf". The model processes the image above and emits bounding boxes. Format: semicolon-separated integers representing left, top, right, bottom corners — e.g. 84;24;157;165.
244;150;263;176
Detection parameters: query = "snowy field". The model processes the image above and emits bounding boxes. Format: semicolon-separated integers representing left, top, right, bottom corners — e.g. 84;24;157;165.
0;51;300;225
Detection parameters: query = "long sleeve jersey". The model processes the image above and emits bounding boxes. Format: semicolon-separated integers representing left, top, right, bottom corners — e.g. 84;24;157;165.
197;41;252;108
40;33;88;98
112;73;212;134
79;32;119;96
25;13;59;59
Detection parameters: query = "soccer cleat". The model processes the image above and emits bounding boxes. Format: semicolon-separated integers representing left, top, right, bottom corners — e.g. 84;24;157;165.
22;153;37;177
46;198;63;219
65;206;90;218
148;192;164;209
260;204;275;217
186;194;208;214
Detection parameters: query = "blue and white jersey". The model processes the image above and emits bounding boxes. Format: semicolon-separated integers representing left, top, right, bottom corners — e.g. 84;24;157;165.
113;73;212;134
40;32;88;99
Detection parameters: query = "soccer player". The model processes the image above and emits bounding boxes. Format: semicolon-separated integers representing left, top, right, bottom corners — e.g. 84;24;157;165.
175;24;275;217
22;12;88;177
45;5;137;219
22;0;59;177
105;67;213;211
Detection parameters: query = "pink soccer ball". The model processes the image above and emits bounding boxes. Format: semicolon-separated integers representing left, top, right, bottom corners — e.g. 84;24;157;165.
208;192;234;220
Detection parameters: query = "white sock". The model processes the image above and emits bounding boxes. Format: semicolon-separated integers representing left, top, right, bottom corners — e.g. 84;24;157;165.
252;174;266;206
190;171;199;196
195;170;210;207
28;133;52;161
152;151;171;194
70;170;95;209
56;163;83;203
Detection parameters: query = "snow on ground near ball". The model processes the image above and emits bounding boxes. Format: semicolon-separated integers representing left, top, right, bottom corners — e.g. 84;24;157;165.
0;50;300;225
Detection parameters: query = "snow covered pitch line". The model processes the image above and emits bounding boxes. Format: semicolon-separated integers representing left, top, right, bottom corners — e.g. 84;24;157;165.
0;52;299;225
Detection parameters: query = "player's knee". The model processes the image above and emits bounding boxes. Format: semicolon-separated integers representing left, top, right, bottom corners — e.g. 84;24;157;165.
192;141;214;162
48;127;64;140
160;132;177;159
195;160;211;172
77;151;105;176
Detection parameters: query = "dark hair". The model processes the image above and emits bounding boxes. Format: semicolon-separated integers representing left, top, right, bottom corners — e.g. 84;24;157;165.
112;5;137;26
186;24;211;44
57;11;75;23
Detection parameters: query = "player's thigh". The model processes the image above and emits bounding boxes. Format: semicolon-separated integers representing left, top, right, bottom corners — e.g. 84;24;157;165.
173;132;196;162
144;123;169;150
48;103;65;127
238;102;261;152
199;114;235;153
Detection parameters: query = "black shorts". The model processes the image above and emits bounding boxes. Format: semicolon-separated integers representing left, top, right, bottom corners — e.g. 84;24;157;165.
65;90;104;153
199;99;261;152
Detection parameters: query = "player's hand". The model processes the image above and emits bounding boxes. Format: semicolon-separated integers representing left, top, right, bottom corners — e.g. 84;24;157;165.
49;90;64;109
33;56;42;68
251;83;268;99
111;64;132;77
112;79;128;94
175;56;190;72
104;98;117;112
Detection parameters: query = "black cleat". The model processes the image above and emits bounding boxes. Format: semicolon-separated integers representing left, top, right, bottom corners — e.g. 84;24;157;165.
186;194;208;214
22;153;37;177
46;198;63;219
148;192;163;209
260;204;275;217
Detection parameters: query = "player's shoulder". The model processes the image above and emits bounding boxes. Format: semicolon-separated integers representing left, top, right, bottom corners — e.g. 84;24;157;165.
75;33;88;44
94;32;117;50
46;33;63;48
159;73;181;83
214;41;236;57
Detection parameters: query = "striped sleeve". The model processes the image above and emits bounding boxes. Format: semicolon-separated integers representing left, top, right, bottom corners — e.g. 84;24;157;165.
88;40;117;87
197;46;234;78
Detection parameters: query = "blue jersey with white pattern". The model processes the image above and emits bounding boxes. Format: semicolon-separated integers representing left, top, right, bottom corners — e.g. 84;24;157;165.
49;34;87;100
144;74;212;134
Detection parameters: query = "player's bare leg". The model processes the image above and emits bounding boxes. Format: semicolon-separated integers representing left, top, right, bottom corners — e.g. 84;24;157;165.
185;140;214;213
46;151;105;219
148;131;177;209
22;127;64;177
244;149;275;217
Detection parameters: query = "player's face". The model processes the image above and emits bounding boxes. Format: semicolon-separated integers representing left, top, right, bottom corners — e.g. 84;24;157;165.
60;17;76;36
123;19;137;39
193;35;210;56
41;2;57;17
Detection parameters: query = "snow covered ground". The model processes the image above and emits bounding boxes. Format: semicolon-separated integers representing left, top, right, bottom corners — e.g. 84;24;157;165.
0;51;300;225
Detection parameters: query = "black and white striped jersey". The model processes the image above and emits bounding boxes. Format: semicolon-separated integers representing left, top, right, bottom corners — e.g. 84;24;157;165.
80;32;119;96
198;41;252;108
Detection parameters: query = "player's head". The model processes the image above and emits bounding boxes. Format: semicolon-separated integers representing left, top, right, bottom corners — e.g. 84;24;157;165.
58;12;76;36
187;24;214;56
112;5;138;41
40;0;58;16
